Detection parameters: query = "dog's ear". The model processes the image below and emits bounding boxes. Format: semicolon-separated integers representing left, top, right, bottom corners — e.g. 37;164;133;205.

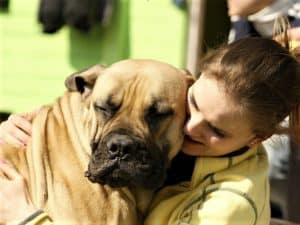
65;64;106;95
181;69;195;87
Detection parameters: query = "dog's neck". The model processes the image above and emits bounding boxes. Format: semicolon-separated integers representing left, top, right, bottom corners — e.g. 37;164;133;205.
129;187;155;218
58;92;92;161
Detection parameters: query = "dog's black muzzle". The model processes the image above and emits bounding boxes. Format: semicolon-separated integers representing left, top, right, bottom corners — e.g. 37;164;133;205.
85;129;168;189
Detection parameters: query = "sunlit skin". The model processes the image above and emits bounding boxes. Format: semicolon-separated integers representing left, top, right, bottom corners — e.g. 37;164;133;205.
182;74;258;157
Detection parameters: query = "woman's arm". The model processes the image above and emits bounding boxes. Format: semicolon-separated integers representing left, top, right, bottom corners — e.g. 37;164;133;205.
0;159;36;224
0;159;53;225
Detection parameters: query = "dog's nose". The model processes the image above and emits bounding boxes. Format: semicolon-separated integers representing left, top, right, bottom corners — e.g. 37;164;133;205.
106;134;136;158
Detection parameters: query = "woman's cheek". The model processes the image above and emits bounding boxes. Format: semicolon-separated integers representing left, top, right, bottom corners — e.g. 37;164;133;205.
209;136;222;145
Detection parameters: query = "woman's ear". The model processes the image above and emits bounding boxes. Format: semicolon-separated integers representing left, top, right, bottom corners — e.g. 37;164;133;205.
65;64;106;94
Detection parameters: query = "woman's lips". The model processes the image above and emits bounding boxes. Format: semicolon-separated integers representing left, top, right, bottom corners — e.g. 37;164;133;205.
184;135;204;145
182;136;206;156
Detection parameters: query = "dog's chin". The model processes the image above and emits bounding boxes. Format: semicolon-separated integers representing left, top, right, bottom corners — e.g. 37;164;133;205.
85;159;166;189
85;170;131;188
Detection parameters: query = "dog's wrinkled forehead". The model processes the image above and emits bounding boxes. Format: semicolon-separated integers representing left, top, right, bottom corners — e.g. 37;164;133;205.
91;59;187;107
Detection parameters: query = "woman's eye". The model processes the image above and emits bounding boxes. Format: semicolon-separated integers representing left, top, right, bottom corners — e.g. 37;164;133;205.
208;123;225;138
212;127;225;138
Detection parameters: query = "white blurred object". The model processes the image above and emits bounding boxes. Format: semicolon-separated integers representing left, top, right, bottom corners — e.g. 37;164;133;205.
248;0;300;37
263;134;290;179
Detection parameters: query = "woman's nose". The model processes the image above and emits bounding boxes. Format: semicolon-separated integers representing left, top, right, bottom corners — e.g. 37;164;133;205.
184;115;202;136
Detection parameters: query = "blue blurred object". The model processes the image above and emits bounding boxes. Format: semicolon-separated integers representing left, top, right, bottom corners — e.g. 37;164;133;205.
229;18;259;41
172;0;187;9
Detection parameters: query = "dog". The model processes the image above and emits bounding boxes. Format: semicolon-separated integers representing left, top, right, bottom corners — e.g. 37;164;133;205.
0;59;193;225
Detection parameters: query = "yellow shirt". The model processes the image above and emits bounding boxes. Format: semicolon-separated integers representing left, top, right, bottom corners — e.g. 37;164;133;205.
144;145;270;225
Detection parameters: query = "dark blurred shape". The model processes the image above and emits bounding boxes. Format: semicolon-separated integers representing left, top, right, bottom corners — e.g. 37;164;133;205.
0;0;9;11
64;0;91;32
0;112;10;123
172;0;187;9
64;0;109;32
271;203;283;219
38;0;113;34
165;151;195;186
94;0;111;24
38;0;65;33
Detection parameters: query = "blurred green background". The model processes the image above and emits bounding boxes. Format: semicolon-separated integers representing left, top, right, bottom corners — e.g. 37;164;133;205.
0;0;187;113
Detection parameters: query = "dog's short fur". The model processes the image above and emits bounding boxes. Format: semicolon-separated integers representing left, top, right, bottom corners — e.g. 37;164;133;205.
0;59;193;225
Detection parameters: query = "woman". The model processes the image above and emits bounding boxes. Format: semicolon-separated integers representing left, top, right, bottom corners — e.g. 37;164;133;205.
1;37;300;225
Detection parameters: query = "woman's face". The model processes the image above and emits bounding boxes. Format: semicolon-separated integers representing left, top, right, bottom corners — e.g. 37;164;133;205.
182;74;256;157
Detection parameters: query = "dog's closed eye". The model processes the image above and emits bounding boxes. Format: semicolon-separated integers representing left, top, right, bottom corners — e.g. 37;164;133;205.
94;102;119;118
146;104;174;130
148;106;173;119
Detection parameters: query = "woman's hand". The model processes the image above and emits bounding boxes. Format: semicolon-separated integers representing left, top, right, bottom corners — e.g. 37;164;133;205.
0;108;40;148
0;160;36;224
227;0;273;16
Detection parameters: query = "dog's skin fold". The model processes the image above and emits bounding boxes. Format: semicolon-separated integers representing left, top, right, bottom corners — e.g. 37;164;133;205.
0;59;193;225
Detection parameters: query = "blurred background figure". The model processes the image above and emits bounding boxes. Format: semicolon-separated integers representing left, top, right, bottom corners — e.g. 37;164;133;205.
227;0;300;43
